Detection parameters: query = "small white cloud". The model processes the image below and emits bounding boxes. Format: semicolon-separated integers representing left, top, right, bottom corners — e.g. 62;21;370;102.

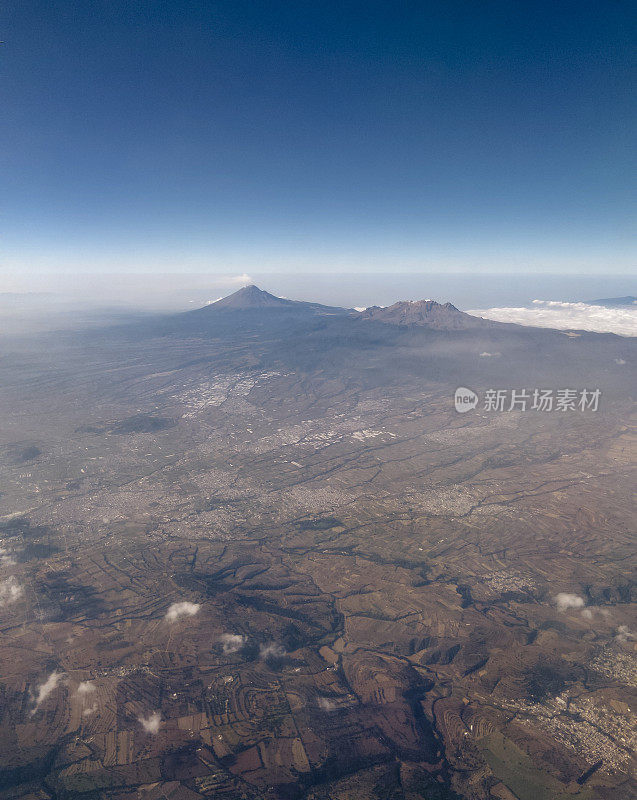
32;671;65;710
615;625;635;644
76;681;95;695
165;601;200;623
82;704;98;716
479;352;501;358
0;576;24;605
138;711;161;734
615;358;626;365
467;300;637;336
318;697;337;712
220;633;246;654
259;642;286;659
229;273;253;286
0;547;17;567
580;605;611;621
554;592;585;612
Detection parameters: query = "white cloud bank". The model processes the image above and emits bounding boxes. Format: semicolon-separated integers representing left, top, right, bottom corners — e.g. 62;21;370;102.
138;711;161;734
165;601;200;623
554;592;586;612
467;300;637;337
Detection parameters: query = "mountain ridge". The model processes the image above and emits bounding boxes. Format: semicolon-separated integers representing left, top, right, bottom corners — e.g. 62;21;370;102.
358;298;499;329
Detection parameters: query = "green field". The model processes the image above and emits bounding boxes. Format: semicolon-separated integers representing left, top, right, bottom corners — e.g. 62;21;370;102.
476;732;593;800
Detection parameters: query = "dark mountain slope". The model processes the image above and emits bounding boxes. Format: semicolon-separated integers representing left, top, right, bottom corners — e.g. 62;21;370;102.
191;285;348;316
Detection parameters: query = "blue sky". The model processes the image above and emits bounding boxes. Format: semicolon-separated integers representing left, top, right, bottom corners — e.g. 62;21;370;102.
2;1;635;277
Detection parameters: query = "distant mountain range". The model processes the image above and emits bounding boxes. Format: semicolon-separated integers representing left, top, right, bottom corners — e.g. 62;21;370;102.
196;285;496;329
588;296;636;308
358;299;497;329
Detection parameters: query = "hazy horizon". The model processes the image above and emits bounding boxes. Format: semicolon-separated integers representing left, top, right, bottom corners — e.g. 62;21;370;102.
2;271;635;311
1;271;635;337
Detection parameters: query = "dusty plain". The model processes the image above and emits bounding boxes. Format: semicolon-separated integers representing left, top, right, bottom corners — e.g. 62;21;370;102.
0;294;635;799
